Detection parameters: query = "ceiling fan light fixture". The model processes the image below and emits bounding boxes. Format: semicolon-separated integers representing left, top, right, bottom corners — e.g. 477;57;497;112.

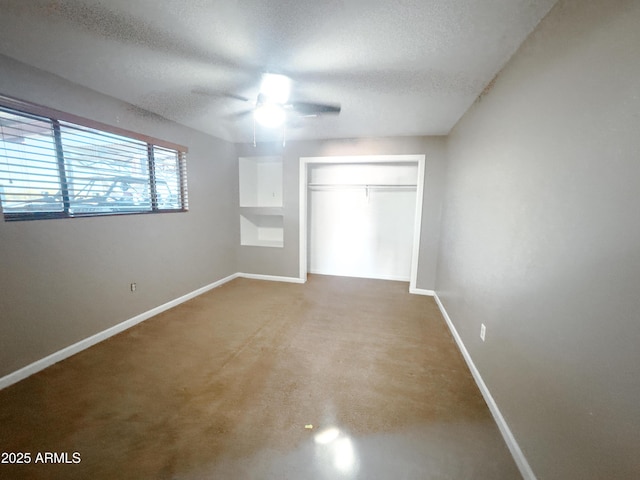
259;73;291;104
254;103;286;128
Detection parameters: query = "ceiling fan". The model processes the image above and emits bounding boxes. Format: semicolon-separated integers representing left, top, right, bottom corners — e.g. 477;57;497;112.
232;73;341;146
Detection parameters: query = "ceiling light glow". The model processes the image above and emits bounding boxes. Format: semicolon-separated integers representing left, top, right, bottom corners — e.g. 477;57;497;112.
259;73;291;104
254;103;286;128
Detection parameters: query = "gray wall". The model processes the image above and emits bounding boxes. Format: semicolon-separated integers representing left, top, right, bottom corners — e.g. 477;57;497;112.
437;0;640;478
0;56;239;377
236;136;447;290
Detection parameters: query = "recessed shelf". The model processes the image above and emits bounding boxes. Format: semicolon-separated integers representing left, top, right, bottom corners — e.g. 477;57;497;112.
238;157;284;248
239;206;283;216
239;156;283;207
240;214;284;248
238;156;284;248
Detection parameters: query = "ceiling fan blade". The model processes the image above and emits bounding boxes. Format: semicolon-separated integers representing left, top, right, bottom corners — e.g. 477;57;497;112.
191;88;250;103
288;102;341;116
224;109;254;120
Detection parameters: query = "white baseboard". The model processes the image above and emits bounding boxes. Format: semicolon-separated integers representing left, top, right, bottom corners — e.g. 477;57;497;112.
410;287;435;296
433;293;537;480
0;273;239;391
237;272;306;284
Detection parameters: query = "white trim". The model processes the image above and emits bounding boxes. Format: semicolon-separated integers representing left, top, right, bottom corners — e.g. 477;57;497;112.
409;288;435;296
0;273;239;391
237;273;306;284
299;157;309;282
299;154;425;165
433;293;537;480
409;156;426;292
299;154;426;290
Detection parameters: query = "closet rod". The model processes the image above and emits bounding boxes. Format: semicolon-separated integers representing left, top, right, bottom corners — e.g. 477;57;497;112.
308;183;417;188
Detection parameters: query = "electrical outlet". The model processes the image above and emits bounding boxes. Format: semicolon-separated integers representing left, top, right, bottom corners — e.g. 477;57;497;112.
130;282;136;292
480;323;486;342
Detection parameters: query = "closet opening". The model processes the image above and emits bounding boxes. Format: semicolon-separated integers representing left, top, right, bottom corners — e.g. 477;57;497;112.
299;155;425;291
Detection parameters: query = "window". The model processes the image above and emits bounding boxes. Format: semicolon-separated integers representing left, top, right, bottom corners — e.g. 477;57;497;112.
0;95;188;221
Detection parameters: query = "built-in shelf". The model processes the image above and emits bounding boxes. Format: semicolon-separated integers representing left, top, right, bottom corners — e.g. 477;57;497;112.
239;156;284;248
239;156;283;208
240;214;284;248
239;206;283;216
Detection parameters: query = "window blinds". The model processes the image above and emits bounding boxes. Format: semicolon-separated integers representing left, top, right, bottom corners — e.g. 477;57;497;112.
0;98;188;221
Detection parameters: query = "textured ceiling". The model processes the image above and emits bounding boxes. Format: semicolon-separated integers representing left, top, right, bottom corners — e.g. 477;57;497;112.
0;0;557;143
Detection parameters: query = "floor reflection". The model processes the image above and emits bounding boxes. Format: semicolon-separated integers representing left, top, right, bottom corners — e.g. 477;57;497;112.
313;426;359;478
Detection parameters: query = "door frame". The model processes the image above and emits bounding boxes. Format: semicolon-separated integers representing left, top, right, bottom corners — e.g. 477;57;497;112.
299;154;426;291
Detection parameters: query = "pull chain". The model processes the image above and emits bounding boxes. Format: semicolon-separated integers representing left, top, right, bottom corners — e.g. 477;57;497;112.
282;122;286;148
253;115;256;148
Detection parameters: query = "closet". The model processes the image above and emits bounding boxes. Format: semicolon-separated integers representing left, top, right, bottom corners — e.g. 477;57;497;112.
308;162;418;281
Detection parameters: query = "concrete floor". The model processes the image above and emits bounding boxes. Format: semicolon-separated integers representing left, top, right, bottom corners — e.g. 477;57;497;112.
0;275;521;479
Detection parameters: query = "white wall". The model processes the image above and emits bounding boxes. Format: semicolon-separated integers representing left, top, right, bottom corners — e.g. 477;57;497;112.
0;55;239;378
437;0;640;478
